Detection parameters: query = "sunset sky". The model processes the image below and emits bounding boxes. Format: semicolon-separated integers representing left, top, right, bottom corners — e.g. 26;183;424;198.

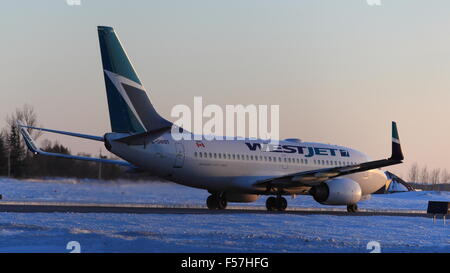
2;0;450;177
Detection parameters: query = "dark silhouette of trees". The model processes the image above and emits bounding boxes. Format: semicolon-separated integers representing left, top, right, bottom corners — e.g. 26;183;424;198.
0;105;142;180
7;123;25;177
0;132;7;176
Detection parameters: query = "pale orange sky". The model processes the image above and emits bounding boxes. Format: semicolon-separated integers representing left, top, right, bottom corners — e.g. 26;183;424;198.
2;0;450;178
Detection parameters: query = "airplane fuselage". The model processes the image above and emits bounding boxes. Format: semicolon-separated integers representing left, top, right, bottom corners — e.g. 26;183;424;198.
106;132;388;196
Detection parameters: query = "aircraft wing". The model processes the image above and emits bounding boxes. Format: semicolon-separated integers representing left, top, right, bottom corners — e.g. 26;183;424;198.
18;123;133;168
255;122;404;188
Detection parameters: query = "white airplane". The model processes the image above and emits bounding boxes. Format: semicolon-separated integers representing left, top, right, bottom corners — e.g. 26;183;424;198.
19;26;404;212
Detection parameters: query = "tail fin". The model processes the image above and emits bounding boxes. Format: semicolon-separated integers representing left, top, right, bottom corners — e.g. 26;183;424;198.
97;26;171;134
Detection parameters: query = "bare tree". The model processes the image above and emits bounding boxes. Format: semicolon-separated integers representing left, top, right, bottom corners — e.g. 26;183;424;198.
6;104;42;140
408;162;419;182
419;165;429;184
440;169;450;184
430;168;441;190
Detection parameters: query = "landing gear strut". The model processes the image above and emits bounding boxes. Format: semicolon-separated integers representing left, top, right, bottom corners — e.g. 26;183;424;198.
206;193;227;210
347;204;358;213
266;196;288;211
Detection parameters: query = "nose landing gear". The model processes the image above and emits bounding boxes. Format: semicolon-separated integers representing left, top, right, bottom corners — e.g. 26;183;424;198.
206;193;227;210
266;196;288;211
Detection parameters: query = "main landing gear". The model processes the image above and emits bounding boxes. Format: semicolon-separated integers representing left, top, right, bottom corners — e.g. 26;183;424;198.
347;204;358;213
206;193;227;210
266;196;288;211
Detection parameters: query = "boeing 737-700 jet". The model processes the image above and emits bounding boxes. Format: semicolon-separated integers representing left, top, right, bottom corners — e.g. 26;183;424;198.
19;26;404;212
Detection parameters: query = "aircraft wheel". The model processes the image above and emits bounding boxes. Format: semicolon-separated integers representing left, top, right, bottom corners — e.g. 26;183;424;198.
347;204;358;213
207;194;227;210
266;197;277;211
276;197;288;211
218;198;227;210
207;195;218;210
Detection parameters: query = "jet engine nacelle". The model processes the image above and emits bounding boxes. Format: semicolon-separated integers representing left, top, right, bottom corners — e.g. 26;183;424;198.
310;178;362;205
225;193;260;203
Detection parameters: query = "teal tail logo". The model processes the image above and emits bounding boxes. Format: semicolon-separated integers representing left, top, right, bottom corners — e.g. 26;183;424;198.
98;26;171;134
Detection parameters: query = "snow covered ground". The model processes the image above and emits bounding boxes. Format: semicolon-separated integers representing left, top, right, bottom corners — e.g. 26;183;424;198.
0;177;448;253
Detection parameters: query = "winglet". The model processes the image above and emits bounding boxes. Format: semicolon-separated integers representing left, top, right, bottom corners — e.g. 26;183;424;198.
390;121;404;161
18;123;41;155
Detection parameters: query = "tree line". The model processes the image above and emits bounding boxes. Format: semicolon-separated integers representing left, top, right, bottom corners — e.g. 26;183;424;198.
0;105;139;180
407;162;450;185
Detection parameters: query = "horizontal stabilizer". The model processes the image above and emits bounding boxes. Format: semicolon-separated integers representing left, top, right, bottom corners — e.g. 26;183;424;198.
19;125;104;142
18;123;133;167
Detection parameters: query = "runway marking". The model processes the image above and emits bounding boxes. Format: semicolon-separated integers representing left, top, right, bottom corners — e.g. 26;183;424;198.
0;201;431;217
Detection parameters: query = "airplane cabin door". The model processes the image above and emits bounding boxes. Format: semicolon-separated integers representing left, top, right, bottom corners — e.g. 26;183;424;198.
173;142;185;168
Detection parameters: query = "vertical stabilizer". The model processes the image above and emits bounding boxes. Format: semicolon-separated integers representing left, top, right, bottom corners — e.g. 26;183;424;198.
97;26;171;133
